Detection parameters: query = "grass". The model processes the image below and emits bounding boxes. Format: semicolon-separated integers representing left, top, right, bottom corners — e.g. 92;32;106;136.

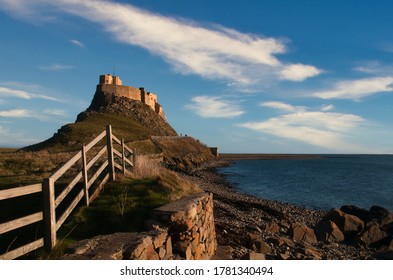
0;152;201;259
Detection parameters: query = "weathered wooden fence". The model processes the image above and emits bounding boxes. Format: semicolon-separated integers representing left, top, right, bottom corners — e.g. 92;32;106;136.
0;125;136;260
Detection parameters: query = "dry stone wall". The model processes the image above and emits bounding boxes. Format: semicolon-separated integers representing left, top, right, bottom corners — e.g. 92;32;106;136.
62;192;216;260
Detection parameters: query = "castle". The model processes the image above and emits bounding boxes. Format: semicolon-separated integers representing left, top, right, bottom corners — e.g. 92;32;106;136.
96;74;165;118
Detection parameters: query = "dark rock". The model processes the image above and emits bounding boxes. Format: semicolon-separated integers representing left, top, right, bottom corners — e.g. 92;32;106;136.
340;205;372;223
370;206;393;226
354;221;388;247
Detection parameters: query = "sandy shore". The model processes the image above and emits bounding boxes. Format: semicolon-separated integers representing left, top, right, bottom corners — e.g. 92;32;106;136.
180;158;390;260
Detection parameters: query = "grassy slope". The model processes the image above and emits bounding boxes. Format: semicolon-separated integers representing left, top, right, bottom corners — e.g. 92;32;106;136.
24;112;158;153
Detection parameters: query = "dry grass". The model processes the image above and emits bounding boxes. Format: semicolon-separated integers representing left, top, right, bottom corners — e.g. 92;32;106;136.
0;150;76;188
132;155;164;178
130;155;202;200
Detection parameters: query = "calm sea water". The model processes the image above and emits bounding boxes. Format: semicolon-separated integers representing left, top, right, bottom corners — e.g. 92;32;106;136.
217;155;393;212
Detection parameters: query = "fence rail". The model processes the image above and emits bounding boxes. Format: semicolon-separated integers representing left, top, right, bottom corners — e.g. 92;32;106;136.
0;125;136;260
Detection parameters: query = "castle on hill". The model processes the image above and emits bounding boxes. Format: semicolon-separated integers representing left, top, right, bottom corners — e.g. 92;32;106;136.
97;74;165;118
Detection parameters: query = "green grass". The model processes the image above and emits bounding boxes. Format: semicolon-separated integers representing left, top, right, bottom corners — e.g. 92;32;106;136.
40;172;201;259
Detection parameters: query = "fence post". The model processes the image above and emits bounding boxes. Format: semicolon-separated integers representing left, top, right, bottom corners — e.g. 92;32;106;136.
42;177;56;250
132;148;137;171
121;138;126;176
82;145;90;206
106;125;116;181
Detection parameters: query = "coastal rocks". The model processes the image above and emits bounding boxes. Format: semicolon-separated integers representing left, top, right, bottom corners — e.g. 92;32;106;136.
315;220;345;243
183;162;393;260
354;221;388;247
323;208;364;239
289;222;317;244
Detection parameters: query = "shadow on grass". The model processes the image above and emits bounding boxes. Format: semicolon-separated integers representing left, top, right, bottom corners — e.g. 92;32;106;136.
57;176;171;242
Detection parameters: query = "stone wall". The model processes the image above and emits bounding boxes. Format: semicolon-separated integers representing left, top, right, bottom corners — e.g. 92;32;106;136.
150;192;216;260
62;192;216;260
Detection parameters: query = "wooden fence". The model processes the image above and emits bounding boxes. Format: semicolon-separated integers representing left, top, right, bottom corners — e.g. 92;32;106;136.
0;125;136;260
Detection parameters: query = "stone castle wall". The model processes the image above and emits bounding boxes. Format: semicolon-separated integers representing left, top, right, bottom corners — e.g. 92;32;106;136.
62;192;216;260
98;74;165;119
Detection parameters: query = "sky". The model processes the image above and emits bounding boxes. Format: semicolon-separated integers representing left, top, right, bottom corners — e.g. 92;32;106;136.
1;0;393;153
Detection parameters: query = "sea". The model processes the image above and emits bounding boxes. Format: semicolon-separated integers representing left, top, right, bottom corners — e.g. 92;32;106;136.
217;155;393;213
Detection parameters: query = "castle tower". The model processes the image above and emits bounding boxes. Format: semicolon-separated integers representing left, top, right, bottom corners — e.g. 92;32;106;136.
99;74;122;85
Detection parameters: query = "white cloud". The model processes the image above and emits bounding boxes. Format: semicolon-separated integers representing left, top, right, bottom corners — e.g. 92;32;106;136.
70;39;85;48
0;85;60;101
0;109;32;117
43;108;67;116
187;96;244;118
313;76;393;100
239;103;365;151
260;101;306;112
321;104;334;111
279;64;322;82
38;63;74;71
0;0;322;86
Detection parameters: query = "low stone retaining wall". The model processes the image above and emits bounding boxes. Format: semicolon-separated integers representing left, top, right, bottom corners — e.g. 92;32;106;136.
62;192;216;260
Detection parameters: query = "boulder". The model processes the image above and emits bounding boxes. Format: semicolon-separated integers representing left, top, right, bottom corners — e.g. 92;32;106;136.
354;221;388;247
324;208;364;239
315;220;345;243
370;206;393;226
340;205;372;223
289;222;317;244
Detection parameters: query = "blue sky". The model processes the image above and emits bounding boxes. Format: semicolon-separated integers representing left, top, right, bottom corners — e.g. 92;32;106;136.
1;0;393;153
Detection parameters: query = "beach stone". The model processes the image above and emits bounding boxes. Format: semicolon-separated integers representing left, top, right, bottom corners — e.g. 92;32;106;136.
278;252;290;260
325;208;364;239
290;222;317;244
252;238;272;254
265;222;280;233
243;251;266;260
315;220;345;243
354;221;388;247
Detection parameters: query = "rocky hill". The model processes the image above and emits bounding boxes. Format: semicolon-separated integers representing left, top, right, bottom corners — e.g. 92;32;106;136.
22;79;214;170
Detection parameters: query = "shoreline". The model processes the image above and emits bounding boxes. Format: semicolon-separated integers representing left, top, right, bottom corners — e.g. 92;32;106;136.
180;158;392;260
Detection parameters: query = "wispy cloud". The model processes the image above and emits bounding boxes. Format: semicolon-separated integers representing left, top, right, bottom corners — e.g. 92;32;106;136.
260;101;306;112
352;60;393;75
312;76;393;100
0;85;59;101
70;39;85;48
187;96;245;118
38;63;74;71
43;108;67;116
0;108;68;120
0;0;322;87
0;109;32;117
239;102;365;151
